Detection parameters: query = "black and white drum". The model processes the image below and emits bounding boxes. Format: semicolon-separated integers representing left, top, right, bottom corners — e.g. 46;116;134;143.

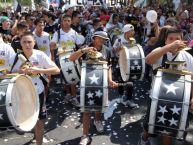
80;62;108;112
0;74;39;132
59;50;81;84
148;70;191;139
119;44;145;81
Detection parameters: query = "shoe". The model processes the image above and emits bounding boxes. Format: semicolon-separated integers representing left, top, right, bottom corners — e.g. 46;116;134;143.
94;120;104;133
71;98;80;106
79;135;90;145
64;93;71;101
125;99;139;109
138;134;151;145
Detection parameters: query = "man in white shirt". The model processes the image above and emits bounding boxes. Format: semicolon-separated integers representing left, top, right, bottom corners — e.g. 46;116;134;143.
50;14;85;105
12;31;60;145
0;33;15;76
139;27;193;145
33;18;51;57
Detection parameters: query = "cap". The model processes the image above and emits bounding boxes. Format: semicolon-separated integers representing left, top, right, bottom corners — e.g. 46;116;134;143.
92;31;109;40
122;24;134;33
0;16;10;23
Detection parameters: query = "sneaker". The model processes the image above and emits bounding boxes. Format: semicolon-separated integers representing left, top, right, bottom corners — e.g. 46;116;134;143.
94;120;104;133
138;134;151;145
64;93;71;101
79;135;90;145
71;98;80;106
125;99;139;109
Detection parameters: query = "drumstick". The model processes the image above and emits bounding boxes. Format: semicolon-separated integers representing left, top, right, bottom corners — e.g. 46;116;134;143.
118;82;133;86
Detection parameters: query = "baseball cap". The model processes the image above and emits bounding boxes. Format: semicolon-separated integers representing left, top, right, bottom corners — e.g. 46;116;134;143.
92;31;109;40
0;16;10;23
122;24;134;33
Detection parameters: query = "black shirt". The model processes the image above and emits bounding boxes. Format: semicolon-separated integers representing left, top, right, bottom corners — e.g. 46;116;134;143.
0;27;12;43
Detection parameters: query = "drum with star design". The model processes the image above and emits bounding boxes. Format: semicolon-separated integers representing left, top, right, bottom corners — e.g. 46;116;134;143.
0;74;39;132
119;44;145;81
59;49;81;84
148;69;191;139
80;61;108;112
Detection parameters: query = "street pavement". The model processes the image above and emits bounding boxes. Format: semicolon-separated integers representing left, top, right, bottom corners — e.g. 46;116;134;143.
0;75;193;145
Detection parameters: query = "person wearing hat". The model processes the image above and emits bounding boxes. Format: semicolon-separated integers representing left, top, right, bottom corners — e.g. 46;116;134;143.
113;24;139;109
0;16;12;43
69;30;118;145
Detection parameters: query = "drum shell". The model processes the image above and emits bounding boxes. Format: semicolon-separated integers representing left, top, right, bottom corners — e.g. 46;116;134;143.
148;70;191;139
80;63;108;112
119;44;145;81
0;74;39;132
59;50;81;84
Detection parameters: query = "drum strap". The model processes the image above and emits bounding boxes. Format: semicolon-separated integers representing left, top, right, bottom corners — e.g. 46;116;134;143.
10;52;49;86
153;53;179;75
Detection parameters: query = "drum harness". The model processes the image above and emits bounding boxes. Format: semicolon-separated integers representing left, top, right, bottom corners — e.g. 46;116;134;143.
10;52;48;114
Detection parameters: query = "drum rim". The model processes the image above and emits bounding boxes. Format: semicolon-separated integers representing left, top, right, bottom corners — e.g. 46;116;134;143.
6;74;40;132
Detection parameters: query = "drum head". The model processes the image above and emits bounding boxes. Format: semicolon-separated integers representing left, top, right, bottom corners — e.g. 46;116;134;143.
119;46;129;81
6;75;39;132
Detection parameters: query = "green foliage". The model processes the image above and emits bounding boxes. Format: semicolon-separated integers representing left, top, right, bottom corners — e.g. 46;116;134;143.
17;0;32;6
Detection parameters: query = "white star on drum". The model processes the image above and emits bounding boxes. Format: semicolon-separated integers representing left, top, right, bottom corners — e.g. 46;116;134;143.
87;91;94;99
158;105;168;114
131;51;139;56
0;114;3;120
88;99;95;105
133;60;139;65
0;91;5;101
170;105;181;115
95;90;103;98
168;117;178;126
157;115;167;124
164;83;179;95
89;74;100;85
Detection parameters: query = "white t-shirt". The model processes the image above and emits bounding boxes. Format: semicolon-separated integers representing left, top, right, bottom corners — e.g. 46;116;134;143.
33;31;51;57
113;34;136;49
0;42;15;74
50;28;85;50
12;49;57;94
153;50;193;74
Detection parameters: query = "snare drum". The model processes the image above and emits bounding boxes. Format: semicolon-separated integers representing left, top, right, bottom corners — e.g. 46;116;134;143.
80;62;108;112
0;74;39;132
148;70;191;139
59;50;81;84
119;44;145;81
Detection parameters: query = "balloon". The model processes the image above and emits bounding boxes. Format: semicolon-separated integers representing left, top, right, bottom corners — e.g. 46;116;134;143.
146;10;157;23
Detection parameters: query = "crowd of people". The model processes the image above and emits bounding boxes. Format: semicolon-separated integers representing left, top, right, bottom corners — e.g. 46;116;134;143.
0;1;193;145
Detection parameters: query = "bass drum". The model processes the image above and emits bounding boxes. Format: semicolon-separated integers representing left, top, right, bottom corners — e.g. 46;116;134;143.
0;74;39;132
59;50;81;84
80;62;109;112
119;44;145;81
148;70;191;139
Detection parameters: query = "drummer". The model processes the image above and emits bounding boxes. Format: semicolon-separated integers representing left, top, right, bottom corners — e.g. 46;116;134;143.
69;30;118;145
139;27;193;145
113;24;139;109
50;14;85;106
0;33;15;77
11;31;60;145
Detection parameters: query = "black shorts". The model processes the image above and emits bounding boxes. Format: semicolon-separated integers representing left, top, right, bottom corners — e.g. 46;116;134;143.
39;92;47;120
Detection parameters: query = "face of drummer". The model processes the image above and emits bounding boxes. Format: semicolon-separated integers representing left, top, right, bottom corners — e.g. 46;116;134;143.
165;32;182;45
124;30;135;39
93;36;106;49
61;16;71;31
20;34;35;55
